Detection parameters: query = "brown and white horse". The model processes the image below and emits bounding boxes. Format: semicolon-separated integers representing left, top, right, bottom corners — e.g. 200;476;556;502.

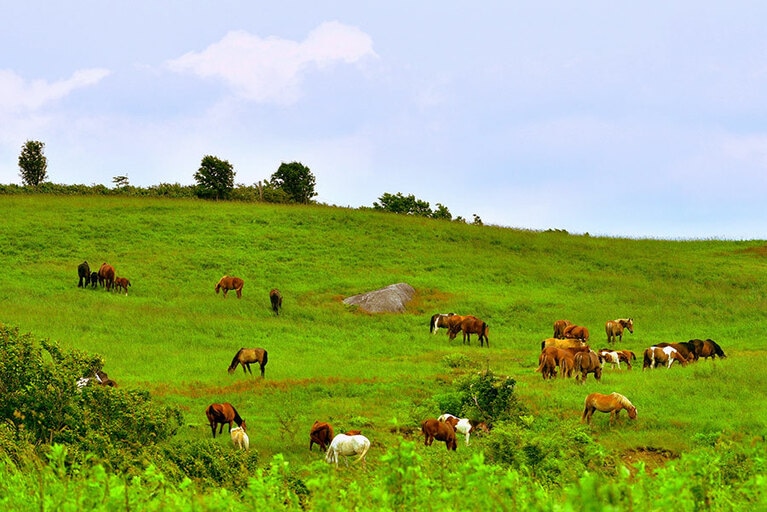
581;392;637;425
605;318;633;344
429;313;455;334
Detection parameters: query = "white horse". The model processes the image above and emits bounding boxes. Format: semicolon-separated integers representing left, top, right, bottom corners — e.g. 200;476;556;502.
325;434;370;467
438;413;476;445
230;426;250;451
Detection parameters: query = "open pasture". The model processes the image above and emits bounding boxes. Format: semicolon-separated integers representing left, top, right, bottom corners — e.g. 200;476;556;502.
1;194;766;469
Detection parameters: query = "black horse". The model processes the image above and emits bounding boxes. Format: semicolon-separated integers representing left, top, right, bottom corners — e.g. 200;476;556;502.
270;289;282;315
90;271;99;288
77;261;90;288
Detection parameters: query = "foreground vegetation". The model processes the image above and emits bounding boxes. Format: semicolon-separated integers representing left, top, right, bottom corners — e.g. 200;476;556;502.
1;194;766;510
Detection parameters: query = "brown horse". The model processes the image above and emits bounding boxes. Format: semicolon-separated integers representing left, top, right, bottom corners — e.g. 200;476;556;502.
445;315;468;338
450;316;489;347
309;421;334;452
114;277;131;295
429;313;455;334
421;418;457;451
205;403;245;438
98;263;115;291
564;324;590;341
573;350;603;384
581;392;637;425
553;319;572;339
538;352;558;379
536;345;590;378
215;275;244;298
690;339;726;361
269;289;282;315
228;347;268;377
605;318;633;344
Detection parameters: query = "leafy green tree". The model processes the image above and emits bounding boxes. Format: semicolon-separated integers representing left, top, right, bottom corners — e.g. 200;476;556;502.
194;155;235;199
18;140;48;186
269;162;317;204
373;192;434;217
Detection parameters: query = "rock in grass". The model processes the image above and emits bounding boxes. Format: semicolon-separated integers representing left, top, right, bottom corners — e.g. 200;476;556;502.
343;283;415;313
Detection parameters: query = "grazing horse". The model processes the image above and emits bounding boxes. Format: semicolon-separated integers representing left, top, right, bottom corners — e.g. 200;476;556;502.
429;313;455;334
421;418;457;450
538;352;558;380
89;271;99;288
573;350;603;384
437;414;480;445
450;316;489;347
536;345;590;378
230;426;250;450
581;392;637;425
597;349;635;370
605;318;634;344
228;347;268;378
325;434;371;466
642;346;688;370
690;339;726;361
98;263;115;291
309;421;335;452
656;342;696;362
541;337;588;351
269;289;282;315
553;319;572;339
215;275;244;298
205;403;245;438
114;277;131;295
77;261;90;288
564;324;590;341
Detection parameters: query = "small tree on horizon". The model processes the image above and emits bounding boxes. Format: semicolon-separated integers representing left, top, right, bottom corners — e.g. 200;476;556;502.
18;140;48;186
194;155;235;200
269;162;317;204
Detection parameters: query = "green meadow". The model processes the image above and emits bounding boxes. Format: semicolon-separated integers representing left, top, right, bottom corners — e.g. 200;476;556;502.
2;194;767;509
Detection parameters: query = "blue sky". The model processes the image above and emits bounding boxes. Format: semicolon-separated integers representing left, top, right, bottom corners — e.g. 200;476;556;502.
2;2;767;239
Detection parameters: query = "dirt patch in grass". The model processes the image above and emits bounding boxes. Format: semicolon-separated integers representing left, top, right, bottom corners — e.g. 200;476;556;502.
621;446;678;476
739;245;767;257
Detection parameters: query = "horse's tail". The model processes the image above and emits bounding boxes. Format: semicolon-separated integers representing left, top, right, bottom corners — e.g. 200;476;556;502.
228;348;244;374
355;439;371;464
261;349;268;367
429;315;436;333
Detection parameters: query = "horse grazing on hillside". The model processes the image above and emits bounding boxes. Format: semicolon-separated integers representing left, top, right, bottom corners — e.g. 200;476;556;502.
77;261;90;288
437;413;484;445
228;347;268;378
205;402;245;438
421;418;457;450
690;339;726;361
309;421;335;452
114;277;131;295
230;426;250;450
553;319;572;339
449;316;489;347
656;342;696;362
429;313;455;334
598;349;636;370
605;318;634;344
642;346;688;370
98;263;115;291
325;434;371;467
215;275;244;298
573;350;603;384
269;289;282;315
536;345;590;378
581;392;637;425
564;324;590;341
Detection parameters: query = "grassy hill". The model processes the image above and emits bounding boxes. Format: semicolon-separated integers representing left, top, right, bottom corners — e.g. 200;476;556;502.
2;194;767;505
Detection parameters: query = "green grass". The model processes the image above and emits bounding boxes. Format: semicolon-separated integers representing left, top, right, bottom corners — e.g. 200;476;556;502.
2;194;767;468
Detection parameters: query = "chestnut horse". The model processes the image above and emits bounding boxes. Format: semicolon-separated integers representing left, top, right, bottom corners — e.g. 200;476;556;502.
564;324;590;341
605;318;633;344
421;418;457;450
114;277;131;295
573;350;603;384
309;421;334;452
205;402;245;438
553;319;572;339
449;316;489;347
77;261;90;288
269;289;282;315
98;263;115;291
537;345;590;378
581;392;637;425
228;347;268;378
215;275;244;298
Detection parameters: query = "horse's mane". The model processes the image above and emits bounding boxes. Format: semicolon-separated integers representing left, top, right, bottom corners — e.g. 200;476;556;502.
612;392;634;409
230;404;243;425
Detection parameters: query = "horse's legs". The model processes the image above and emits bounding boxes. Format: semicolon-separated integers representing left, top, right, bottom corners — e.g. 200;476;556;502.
259;363;265;378
244;363;252;375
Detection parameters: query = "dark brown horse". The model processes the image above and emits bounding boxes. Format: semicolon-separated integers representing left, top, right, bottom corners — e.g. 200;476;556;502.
269;288;282;315
228;347;268;377
429;313;456;334
89;271;99;288
690;339;726;360
450;316;489;347
205;403;245;438
581;392;637;425
98;262;115;291
421;418;457;451
564;324;590;342
605;318;633;344
553;319;572;339
573;350;603;384
77;261;90;288
215;275;244;298
309;421;334;452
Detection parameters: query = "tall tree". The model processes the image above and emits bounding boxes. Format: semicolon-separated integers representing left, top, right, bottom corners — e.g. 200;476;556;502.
18;140;48;186
194;155;235;199
269;162;317;204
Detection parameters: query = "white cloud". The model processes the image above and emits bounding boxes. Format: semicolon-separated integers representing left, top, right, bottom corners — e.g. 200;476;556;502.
166;21;377;104
0;68;110;112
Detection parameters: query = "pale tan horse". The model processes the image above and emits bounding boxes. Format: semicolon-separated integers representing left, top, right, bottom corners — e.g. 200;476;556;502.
581;392;637;425
228;347;268;377
605;318;634;344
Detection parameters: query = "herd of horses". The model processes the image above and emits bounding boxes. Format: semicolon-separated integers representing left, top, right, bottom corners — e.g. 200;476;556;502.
77;261;131;295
